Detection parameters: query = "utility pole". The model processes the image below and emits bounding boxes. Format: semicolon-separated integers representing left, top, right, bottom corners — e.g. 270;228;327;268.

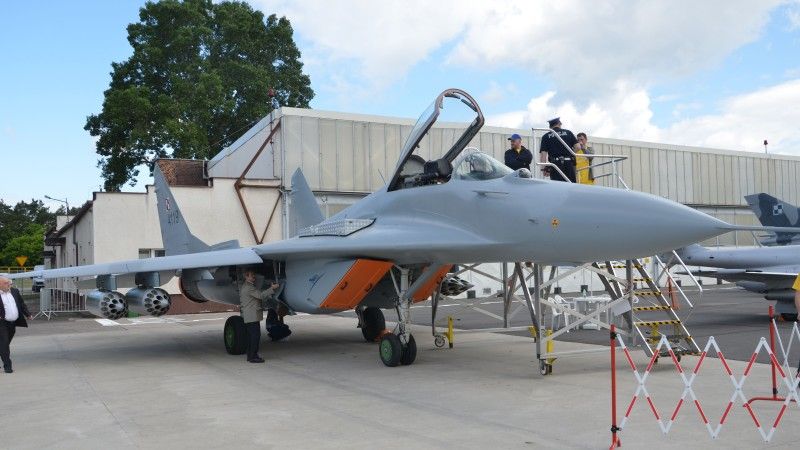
764;139;768;155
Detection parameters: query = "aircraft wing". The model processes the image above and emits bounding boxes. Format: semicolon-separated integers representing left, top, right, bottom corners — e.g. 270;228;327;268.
3;222;489;282
3;247;263;280
250;223;494;264
676;268;797;284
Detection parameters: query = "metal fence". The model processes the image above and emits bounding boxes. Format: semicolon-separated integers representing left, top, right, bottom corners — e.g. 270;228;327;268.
34;288;87;319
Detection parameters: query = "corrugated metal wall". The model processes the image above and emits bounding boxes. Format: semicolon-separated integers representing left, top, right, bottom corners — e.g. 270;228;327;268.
586;140;800;208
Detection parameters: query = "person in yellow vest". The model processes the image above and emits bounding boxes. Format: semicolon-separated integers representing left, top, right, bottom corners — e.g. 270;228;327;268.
793;273;800;322
575;132;594;185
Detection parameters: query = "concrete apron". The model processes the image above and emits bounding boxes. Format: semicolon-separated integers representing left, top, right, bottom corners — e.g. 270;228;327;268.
1;314;798;449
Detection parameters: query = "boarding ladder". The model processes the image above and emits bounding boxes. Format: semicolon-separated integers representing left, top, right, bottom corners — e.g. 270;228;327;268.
598;259;701;359
532;127;703;359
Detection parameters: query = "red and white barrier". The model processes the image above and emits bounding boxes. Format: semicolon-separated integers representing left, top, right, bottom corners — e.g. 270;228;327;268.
609;315;800;449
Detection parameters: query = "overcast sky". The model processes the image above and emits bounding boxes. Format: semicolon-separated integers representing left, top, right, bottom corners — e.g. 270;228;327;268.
2;0;800;208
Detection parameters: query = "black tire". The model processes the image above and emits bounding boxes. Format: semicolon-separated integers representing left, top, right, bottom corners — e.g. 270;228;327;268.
400;334;417;366
224;316;247;355
379;333;403;367
781;313;798;322
361;307;386;342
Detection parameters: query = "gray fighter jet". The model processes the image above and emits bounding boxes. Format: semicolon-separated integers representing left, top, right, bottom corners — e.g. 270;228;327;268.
6;89;793;366
745;193;800;246
674;244;799;320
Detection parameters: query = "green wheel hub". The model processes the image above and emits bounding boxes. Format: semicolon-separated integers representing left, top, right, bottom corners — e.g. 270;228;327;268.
225;325;234;347
380;338;394;360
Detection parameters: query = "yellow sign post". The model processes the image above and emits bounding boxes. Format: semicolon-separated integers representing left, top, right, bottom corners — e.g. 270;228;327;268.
15;256;28;267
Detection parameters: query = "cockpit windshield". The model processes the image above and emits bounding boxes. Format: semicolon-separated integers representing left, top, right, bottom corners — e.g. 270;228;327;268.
388;89;485;191
452;150;513;181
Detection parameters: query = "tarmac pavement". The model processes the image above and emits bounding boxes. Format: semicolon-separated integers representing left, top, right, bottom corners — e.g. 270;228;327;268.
2;307;799;449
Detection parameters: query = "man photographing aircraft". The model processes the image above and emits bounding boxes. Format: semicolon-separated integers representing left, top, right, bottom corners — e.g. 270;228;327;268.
240;269;279;363
0;276;32;373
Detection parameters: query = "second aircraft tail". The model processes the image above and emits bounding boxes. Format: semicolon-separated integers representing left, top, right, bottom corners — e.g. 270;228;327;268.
744;193;800;245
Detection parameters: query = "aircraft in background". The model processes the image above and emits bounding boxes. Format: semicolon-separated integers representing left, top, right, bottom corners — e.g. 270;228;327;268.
674;244;799;320
5;88;793;366
745;193;800;246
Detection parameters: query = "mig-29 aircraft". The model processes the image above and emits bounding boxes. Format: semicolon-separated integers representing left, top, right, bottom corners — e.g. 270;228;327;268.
6;89;788;366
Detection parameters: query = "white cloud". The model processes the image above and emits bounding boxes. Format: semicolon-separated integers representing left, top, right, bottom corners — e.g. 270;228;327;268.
480;81;518;104
787;1;800;29
252;0;475;99
447;0;781;99
665;78;800;153
487;78;800;155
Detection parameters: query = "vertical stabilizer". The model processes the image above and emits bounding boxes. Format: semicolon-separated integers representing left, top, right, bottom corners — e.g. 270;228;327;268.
288;168;324;236
745;193;800;245
154;161;211;255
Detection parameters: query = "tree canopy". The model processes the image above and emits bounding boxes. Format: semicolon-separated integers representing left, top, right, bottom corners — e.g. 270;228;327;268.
86;0;314;190
0;199;72;267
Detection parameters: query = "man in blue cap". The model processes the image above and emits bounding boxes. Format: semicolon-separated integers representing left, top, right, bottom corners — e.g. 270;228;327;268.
539;117;578;182
504;133;533;171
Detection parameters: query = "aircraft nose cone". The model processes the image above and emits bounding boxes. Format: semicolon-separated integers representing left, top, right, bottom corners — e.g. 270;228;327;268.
548;185;728;262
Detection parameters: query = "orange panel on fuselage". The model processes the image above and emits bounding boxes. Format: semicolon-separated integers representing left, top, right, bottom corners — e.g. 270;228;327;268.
412;265;453;303
319;259;394;310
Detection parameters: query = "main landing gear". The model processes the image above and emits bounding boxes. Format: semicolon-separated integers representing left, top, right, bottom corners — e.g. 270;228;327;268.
224;316;247;355
358;306;386;342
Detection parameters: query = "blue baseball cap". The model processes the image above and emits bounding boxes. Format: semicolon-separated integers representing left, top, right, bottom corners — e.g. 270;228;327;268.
507;133;522;141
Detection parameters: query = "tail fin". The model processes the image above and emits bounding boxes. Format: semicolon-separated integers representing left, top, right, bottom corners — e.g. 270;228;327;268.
744;193;800;245
745;193;799;227
154;161;212;256
288;168;324;237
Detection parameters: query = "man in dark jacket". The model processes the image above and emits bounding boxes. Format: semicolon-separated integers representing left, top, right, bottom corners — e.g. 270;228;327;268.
0;276;32;373
504;133;533;171
539;117;578;182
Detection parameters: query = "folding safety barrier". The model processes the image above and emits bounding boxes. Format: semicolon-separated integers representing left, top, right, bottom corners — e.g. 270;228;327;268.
608;314;800;448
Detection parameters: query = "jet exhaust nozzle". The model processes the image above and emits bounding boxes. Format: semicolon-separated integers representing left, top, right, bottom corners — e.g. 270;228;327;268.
87;289;128;320
125;287;171;316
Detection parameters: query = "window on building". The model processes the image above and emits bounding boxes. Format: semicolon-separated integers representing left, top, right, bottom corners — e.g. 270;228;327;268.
139;249;166;259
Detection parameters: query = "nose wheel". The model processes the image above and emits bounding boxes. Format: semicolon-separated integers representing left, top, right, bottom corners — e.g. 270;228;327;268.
377;266;437;367
379;333;417;367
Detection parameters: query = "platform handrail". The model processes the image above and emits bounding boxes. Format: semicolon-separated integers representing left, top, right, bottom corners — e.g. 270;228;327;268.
531;127;630;189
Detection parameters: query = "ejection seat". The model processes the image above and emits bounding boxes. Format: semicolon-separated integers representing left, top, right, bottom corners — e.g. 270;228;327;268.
420;158;453;184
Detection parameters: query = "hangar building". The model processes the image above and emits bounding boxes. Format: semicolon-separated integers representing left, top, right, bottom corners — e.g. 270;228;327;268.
43;107;800;310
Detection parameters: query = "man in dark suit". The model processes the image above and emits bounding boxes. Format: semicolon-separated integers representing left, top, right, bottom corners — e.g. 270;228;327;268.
0;276;32;373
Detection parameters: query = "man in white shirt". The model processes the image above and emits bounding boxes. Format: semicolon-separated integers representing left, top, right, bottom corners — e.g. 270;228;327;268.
0;276;32;373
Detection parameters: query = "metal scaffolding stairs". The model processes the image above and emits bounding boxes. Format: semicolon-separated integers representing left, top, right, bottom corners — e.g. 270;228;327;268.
600;259;701;359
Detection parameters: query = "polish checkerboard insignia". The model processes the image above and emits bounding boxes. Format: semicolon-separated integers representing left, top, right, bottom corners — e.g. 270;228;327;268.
773;204;783;216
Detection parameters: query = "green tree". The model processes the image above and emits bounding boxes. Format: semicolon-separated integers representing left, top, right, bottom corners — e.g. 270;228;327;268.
1;224;46;267
0;199;79;267
86;0;314;190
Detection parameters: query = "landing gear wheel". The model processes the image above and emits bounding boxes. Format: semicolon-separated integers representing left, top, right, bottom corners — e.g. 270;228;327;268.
400;334;417;366
539;360;553;376
361;307;386;342
434;334;446;348
379;333;403;367
224;316;247;355
780;313;798;322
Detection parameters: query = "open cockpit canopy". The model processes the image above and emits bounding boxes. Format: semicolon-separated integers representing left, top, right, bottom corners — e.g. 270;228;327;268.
388;89;484;191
